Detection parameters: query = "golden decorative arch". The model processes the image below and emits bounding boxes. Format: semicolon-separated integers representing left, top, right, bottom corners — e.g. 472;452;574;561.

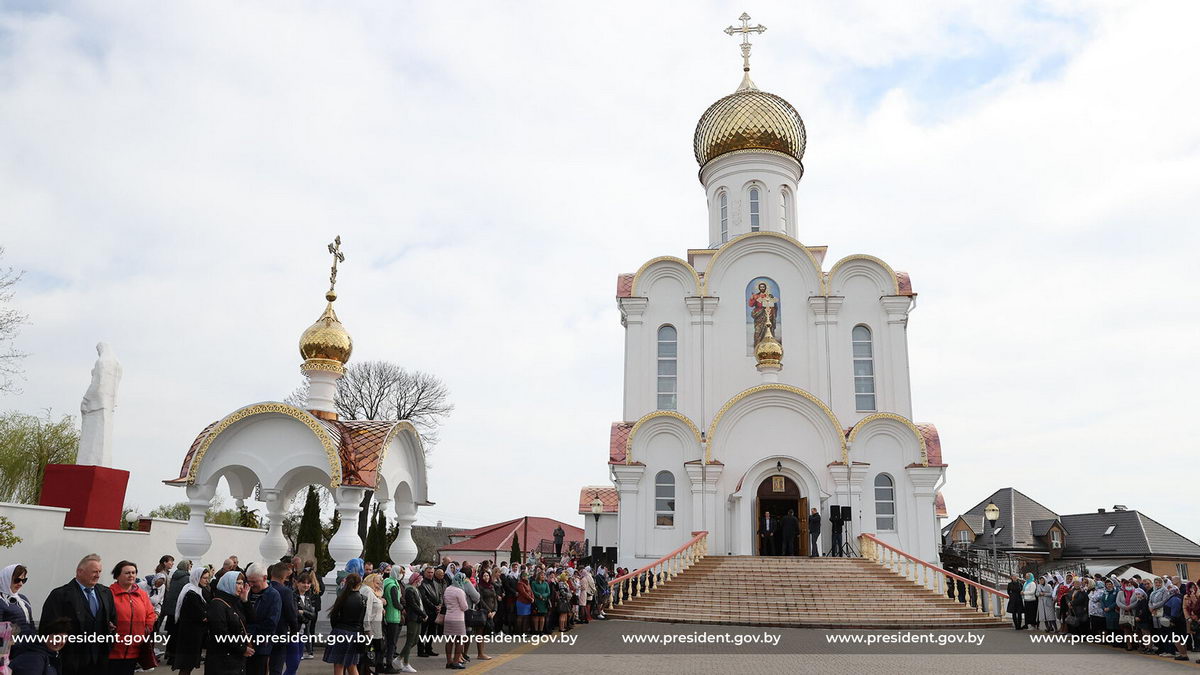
826;254;901;296
630;256;704;297
375;420;419;469
186;402;342;488
701;231;825;296
706;384;847;464
624;410;704;465
846;412;929;466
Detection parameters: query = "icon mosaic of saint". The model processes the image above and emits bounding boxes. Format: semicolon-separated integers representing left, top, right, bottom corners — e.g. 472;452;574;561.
746;278;781;347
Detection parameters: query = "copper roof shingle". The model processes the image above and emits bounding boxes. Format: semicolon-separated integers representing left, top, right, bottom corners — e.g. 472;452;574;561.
915;423;945;466
578;486;618;514
616;273;634;298
608;422;633;464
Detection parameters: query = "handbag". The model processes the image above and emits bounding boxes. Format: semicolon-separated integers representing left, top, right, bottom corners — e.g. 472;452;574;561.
137;641;159;670
1119;614;1135;627
465;608;485;628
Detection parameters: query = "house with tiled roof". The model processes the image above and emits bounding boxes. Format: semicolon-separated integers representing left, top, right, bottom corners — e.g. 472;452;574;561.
943;488;1200;579
438;516;584;565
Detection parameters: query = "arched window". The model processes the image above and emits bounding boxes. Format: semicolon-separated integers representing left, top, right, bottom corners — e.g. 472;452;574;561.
719;192;729;243
656;325;677;411
749;187;761;231
852;325;876;411
874;474;895;531
655;471;675;526
779;187;790;234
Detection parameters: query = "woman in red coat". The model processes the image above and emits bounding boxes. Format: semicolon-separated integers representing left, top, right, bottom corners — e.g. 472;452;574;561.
108;560;157;675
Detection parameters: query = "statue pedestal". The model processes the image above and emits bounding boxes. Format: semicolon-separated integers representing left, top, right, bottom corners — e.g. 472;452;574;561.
39;464;130;530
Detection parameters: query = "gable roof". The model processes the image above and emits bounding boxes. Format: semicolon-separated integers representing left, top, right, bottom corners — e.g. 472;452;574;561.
1059;510;1200;559
1030;518;1067;537
961;487;1059;550
578;486;618;514
440;516;584;554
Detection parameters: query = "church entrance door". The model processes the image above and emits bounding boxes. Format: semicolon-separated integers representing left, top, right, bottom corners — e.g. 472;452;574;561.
755;475;807;556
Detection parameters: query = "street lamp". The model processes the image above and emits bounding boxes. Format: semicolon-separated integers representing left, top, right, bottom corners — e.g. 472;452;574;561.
984;501;1000;568
590;493;604;564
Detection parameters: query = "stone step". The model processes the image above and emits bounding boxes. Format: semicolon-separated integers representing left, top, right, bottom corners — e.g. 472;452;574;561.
606;612;1007;629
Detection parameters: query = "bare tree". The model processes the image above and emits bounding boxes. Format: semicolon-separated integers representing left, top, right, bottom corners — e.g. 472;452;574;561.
335;361;453;450
0;248;28;394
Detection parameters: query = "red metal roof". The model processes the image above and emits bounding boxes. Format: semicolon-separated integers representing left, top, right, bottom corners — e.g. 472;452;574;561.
441;516;584;553
915;423;946;466
935;491;948;518
616;273;634;298
896;271;915;296
578;486;618;514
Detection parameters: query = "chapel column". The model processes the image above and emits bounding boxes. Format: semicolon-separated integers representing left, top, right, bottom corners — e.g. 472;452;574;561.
258;488;290;562
611;464;645;567
390;500;419;566
327;486;366;585
905;466;943;564
620;298;649;420
808;296;843;405
684;460;723;540
177;482;216;564
880;296;913;417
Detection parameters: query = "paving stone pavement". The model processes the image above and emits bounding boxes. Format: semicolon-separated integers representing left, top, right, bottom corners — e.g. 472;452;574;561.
290;621;1200;674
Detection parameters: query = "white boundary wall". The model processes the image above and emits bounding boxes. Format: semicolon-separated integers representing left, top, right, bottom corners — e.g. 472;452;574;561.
0;502;265;616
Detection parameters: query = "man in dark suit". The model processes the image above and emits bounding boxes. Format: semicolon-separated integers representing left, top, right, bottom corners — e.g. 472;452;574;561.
780;509;800;556
808;508;822;557
553;526;565;557
39;553;116;675
758;511;777;556
267;563;299;675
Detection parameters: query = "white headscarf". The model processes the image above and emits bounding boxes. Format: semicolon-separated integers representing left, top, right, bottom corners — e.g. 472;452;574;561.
0;564;32;622
175;565;207;622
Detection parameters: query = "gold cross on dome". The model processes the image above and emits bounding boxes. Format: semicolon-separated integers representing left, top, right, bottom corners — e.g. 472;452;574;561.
327;235;345;295
724;12;767;74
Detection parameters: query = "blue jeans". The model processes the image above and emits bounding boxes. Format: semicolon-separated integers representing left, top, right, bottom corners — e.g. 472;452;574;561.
278;639;303;675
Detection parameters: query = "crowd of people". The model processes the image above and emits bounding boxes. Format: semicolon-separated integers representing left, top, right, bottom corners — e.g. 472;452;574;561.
0;550;616;675
1003;571;1199;662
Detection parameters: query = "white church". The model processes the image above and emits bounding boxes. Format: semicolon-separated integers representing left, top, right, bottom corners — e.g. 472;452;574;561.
586;15;948;570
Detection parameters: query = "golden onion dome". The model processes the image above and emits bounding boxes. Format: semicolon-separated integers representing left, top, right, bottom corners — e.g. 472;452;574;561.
755;326;783;368
694;83;806;168
299;290;353;366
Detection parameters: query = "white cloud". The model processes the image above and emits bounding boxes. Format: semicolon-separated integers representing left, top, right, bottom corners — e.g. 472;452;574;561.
1;1;1196;547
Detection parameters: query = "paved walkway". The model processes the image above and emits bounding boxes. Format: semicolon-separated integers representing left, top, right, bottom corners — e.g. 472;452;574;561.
291;621;1199;674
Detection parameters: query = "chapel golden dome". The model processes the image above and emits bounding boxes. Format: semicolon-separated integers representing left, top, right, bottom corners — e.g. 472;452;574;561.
755;325;783;368
694;85;806;168
299;290;353;367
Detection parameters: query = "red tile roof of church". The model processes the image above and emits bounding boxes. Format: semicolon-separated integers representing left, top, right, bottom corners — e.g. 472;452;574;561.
935;491;948;518
616;273;634;298
915;423;945;466
896;271;914;296
578;486;619;514
608;422;633;464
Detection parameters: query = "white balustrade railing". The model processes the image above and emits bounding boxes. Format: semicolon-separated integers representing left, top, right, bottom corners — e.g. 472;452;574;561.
607;531;708;610
860;533;1009;617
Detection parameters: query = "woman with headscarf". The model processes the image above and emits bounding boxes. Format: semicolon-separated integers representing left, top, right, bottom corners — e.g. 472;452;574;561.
395;571;425;674
1067;580;1089;634
1019;573;1037;631
1085;579;1105;634
1184;582;1200;660
206;570;254;675
325;573;366;674
474;570;497;661
1036;576;1056;632
555;572;573;633
1101;579;1119;634
442;573;470;670
341;558;366;589
1115;578;1143;650
171;564;210;675
381;565;403;672
1163;584;1189;661
0;563;35;656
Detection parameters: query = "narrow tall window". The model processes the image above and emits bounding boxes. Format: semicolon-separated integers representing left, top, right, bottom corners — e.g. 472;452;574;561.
956;529;970;545
749;187;760;231
1051;530;1062;549
874;474;895;531
657;325;677;411
655;471;675;526
852;325;876;411
719;192;729;243
779;187;790;233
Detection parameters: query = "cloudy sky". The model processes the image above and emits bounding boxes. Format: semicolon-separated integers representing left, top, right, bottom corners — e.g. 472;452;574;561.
2;1;1197;544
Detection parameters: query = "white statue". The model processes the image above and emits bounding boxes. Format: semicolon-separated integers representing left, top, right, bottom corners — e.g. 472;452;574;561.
78;342;122;467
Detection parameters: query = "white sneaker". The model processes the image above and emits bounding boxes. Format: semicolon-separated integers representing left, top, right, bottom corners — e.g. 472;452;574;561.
402;664;418;673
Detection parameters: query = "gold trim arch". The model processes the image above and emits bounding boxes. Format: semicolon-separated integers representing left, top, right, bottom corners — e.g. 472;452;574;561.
630;256;704;297
846;412;928;466
826;254;901;296
706;384;847;464
624;410;704;465
186;402;343;488
702;232;825;296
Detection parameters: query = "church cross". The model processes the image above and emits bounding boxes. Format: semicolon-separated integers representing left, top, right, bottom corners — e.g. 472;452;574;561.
724;12;767;75
327;235;345;295
760;293;777;328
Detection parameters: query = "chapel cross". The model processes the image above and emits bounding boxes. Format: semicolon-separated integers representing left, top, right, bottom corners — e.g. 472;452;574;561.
327;235;345;295
724;12;767;74
759;293;777;329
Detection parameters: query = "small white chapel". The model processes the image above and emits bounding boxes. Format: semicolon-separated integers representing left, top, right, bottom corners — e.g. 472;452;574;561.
592;15;948;570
